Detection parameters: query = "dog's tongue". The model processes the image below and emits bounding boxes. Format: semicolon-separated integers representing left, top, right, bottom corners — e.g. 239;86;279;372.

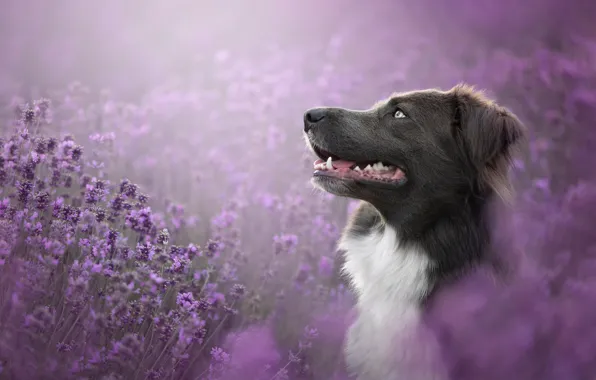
331;160;355;169
312;159;355;169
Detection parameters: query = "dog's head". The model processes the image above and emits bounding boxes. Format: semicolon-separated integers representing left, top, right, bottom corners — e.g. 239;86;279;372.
303;84;526;225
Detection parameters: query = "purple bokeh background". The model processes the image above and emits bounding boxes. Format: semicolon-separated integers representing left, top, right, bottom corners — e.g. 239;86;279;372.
0;1;595;379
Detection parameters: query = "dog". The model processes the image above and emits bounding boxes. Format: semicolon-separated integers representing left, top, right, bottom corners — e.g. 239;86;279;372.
303;84;526;380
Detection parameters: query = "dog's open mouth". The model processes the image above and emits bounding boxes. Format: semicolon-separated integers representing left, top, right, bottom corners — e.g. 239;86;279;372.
311;145;406;183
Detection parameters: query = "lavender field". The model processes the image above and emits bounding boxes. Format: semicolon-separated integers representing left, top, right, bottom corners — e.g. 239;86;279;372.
0;1;595;379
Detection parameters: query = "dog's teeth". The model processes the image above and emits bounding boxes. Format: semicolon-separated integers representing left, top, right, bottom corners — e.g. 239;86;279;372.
354;166;362;172
373;162;392;172
326;157;333;170
364;165;373;172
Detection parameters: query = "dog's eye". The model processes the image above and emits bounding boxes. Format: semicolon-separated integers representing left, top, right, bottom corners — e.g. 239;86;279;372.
394;109;407;119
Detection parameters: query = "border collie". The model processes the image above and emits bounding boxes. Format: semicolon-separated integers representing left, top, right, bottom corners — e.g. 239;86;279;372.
303;84;526;380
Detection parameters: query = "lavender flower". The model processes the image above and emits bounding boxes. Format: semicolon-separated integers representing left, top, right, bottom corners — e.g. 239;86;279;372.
156;228;170;245
21;107;36;125
16;180;33;203
273;233;298;255
34;190;51;210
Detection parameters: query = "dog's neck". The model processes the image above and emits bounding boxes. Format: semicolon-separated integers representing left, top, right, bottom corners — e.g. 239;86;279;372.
339;199;493;308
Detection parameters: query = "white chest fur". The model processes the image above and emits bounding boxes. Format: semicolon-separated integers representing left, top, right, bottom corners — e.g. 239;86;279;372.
339;226;445;380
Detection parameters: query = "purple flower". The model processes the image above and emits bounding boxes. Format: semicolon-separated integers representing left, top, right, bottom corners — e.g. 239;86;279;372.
106;229;119;244
125;207;154;234
85;183;107;204
34;191;51;210
110;194;125;211
176;292;196;311
20;159;36;180
46;137;57;152
71;145;83;161
196;298;211;311
51;197;64;217
55;342;73;352
211;209;237;229
137;193;149;204
229;284;246;299
16;180;33;203
135;242;155;262
123;183;138;199
170;256;189;274
145;369;162;379
205;239;223;258
50;169;61;187
210;346;231;364
110;333;142;362
21;107;36;125
156;228;170;245
187;243;200;257
273;233;299;255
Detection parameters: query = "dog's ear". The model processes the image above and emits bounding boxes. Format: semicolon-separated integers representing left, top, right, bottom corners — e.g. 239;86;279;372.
451;84;526;201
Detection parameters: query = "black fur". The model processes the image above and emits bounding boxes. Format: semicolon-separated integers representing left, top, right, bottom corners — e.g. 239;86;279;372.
304;84;526;297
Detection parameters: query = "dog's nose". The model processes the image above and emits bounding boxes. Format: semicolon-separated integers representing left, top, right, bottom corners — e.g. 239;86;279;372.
304;108;327;132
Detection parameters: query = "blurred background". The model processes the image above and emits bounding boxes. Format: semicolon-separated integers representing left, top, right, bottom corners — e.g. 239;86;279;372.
3;0;596;97
2;0;596;196
1;0;596;379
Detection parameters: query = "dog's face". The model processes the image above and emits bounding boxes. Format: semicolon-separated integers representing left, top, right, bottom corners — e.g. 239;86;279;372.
303;84;525;222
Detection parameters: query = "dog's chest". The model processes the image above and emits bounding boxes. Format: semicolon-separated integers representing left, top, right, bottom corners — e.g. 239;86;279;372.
339;226;431;315
339;226;437;379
